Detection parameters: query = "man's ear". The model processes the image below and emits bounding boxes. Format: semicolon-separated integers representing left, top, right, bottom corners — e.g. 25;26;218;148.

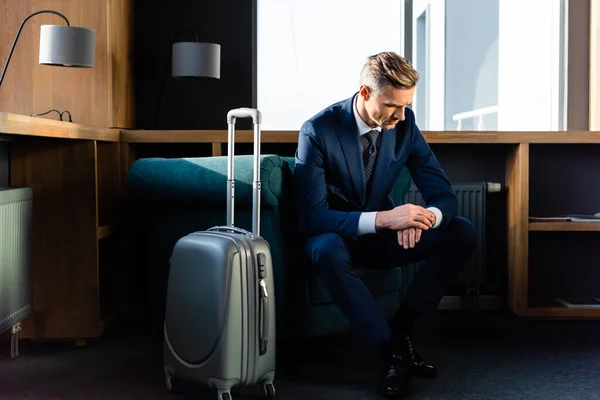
359;85;371;101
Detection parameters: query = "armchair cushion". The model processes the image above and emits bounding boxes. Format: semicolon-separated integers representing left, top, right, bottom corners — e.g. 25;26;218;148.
279;156;420;339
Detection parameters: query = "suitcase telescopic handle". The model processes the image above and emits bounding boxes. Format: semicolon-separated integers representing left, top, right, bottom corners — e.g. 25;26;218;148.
226;107;263;236
207;226;251;236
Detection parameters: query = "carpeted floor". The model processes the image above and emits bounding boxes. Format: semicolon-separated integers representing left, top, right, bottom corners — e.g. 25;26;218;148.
1;311;599;400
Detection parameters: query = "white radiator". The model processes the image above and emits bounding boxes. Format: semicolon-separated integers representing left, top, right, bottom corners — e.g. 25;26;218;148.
0;187;32;357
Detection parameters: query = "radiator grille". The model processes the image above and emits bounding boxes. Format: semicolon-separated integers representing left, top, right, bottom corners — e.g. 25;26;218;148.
406;182;486;286
0;187;33;334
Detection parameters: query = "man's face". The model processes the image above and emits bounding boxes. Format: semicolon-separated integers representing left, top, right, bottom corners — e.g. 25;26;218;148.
361;84;415;130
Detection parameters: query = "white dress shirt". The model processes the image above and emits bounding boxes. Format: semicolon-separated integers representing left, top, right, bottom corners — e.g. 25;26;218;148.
353;96;443;235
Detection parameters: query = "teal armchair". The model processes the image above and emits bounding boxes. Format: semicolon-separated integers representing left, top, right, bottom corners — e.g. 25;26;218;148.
126;154;420;343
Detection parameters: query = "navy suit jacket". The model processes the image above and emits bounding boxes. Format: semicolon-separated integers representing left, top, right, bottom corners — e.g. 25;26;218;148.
293;93;457;240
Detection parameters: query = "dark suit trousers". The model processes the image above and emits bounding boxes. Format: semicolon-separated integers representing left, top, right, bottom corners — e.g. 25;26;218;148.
304;216;477;349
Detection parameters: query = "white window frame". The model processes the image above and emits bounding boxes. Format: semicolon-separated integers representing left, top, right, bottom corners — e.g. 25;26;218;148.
411;0;445;131
406;0;569;132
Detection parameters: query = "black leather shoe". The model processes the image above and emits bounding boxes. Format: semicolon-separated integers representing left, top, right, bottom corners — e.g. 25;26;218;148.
402;335;438;378
377;350;411;399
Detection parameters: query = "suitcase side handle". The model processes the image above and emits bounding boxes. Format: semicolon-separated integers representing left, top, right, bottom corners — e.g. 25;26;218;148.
258;279;269;355
226;107;263;236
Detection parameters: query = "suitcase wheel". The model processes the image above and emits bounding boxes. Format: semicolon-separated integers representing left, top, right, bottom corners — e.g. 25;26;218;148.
263;383;275;398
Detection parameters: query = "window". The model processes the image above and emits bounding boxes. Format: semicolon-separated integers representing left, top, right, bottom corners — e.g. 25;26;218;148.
256;0;405;130
256;0;569;131
410;0;568;131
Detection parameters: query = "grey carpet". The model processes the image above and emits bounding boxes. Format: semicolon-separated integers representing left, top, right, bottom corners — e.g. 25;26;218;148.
1;311;599;400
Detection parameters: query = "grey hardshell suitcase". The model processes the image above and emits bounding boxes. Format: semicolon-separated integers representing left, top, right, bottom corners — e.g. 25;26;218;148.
163;108;276;400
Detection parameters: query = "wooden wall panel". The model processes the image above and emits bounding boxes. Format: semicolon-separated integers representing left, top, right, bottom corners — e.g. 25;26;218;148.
107;0;134;128
590;0;600;130
0;0;133;128
567;0;591;130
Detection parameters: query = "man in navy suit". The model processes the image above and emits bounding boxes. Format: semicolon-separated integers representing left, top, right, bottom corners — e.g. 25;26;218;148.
294;52;477;398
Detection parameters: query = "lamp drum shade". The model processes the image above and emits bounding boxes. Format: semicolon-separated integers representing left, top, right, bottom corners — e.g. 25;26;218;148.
172;42;221;79
39;25;95;68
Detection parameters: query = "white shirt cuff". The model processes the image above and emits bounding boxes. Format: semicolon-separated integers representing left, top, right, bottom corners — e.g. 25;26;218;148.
358;211;378;235
427;207;443;228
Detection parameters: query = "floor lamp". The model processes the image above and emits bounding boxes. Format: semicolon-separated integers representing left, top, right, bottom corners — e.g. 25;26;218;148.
153;29;221;128
0;9;95;89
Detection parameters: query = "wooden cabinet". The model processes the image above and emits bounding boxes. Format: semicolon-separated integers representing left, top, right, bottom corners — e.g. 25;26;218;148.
518;143;600;318
3;114;125;342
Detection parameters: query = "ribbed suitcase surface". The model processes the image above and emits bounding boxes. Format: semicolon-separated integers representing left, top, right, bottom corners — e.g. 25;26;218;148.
163;230;276;394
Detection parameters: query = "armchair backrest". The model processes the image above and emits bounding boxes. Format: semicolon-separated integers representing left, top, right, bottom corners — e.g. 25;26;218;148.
279;156;413;206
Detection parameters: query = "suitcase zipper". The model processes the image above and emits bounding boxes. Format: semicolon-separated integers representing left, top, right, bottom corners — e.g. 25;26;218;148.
250;241;260;384
240;236;259;385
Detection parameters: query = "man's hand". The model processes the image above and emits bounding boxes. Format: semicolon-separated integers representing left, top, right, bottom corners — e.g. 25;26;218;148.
427;209;437;227
397;228;422;249
375;204;436;231
396;208;437;249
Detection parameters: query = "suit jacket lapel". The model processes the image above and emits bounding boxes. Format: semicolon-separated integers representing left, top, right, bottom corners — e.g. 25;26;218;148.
334;95;366;207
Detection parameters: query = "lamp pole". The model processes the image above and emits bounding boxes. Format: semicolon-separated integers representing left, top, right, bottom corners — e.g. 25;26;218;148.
0;10;70;88
153;29;200;129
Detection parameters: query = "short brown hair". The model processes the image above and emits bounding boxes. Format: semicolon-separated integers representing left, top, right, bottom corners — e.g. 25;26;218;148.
359;52;419;92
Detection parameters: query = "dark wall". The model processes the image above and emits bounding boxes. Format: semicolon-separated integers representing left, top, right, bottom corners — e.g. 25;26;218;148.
134;0;256;130
0;142;8;187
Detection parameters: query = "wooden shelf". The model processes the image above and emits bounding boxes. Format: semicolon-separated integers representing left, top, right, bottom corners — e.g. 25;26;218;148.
0;112;119;142
119;129;600;144
529;221;600;231
120;129;299;144
522;306;600;318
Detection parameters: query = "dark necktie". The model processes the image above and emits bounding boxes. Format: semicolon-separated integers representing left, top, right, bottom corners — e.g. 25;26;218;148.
363;129;379;184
